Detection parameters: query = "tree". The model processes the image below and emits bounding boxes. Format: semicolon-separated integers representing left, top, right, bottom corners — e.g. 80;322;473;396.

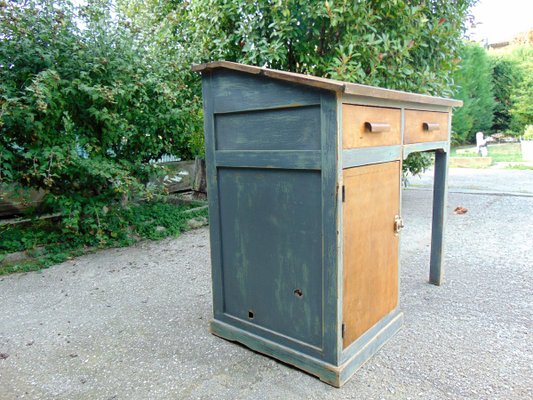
451;43;495;143
0;0;201;238
125;0;476;171
509;45;533;134
489;55;521;133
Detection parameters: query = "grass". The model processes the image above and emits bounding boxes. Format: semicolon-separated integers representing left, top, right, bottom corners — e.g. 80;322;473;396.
0;201;208;276
451;143;523;163
504;164;533;170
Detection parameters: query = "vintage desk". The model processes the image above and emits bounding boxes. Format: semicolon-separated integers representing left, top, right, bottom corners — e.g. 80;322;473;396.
193;61;462;387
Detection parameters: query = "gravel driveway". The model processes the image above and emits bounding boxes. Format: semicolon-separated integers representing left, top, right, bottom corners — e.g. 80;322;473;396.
1;170;532;399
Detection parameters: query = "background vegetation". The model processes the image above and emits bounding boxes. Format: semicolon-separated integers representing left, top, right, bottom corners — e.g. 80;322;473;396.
451;39;533;143
7;0;532;271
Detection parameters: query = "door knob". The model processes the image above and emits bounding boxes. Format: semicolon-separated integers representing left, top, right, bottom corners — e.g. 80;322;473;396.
394;215;404;235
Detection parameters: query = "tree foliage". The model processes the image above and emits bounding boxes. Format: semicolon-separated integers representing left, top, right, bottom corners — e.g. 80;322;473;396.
489;55;521;134
126;0;475;172
451;42;495;144
1;0;477;235
508;45;533;134
0;0;201;238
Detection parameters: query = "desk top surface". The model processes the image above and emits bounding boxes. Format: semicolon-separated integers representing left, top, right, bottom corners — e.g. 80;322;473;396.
192;61;463;108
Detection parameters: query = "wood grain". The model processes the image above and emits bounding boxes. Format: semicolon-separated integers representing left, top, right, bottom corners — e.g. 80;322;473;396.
342;105;401;149
404;110;449;144
342;162;400;348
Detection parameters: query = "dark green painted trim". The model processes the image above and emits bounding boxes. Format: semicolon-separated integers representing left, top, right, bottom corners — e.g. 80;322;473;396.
430;150;449;285
202;73;225;319
210;312;402;388
338;312;403;386
320;92;340;365
215;150;321;170
217;313;324;356
340;308;403;363
403;141;449;159
210;319;341;387
342;145;402;168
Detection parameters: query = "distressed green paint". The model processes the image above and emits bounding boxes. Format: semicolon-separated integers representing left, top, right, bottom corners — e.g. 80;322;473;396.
218;168;323;348
211;69;321;114
319;92;340;365
215;106;321;151
215;150;321;170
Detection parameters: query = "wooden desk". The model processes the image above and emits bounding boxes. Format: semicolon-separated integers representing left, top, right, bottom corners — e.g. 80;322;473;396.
194;61;462;387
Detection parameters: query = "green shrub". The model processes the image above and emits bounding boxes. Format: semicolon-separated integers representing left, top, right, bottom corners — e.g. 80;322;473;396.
523;125;533;140
451;43;495;144
0;0;202;235
489;56;521;134
509;46;533;133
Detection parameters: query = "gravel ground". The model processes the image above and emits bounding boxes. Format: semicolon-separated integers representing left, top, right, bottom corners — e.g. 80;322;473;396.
408;167;533;196
1;171;532;399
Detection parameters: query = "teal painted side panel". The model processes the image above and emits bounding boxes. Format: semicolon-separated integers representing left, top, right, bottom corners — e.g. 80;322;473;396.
218;167;323;349
215;106;321;151
211;70;321;113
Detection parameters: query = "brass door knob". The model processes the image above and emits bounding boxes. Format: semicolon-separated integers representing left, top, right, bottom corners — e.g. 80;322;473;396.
394;215;404;235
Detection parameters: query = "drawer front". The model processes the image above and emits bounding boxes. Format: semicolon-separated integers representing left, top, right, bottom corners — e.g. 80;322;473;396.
404;110;449;144
342;105;401;149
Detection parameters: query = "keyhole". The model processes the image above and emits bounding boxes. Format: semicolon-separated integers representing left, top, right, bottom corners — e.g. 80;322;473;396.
248;310;254;319
294;289;303;298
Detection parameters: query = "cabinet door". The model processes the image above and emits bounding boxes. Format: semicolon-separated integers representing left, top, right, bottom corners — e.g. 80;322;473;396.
342;161;400;349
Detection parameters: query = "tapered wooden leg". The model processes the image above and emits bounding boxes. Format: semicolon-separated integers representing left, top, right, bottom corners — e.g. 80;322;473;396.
429;150;448;285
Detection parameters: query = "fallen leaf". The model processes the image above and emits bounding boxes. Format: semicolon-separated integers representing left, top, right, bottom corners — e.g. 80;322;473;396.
454;206;468;215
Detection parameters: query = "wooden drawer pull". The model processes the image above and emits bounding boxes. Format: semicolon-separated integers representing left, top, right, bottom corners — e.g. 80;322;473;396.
364;122;391;133
422;122;440;132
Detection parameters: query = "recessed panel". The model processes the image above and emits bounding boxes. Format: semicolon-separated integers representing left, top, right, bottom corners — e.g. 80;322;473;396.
218;168;323;348
342;162;400;348
215;106;321;151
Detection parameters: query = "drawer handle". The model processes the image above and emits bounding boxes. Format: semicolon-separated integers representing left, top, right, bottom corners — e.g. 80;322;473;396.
423;122;440;132
364;122;391;133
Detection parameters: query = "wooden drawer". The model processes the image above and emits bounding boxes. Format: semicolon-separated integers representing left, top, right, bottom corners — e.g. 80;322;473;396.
404;110;449;144
342;105;401;149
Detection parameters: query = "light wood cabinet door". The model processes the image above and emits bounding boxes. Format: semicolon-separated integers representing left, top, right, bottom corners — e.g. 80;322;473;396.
342;161;400;348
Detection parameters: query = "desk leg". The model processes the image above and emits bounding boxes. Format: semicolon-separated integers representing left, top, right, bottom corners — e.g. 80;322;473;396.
429;150;448;285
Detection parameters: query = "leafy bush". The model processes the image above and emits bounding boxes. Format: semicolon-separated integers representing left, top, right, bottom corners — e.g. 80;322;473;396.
2;0;477;242
509;46;533;133
523;125;533;140
0;0;202;235
451;43;495;144
0;201;208;275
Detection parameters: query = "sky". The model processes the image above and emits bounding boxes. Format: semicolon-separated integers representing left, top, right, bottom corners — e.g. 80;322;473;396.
467;0;533;44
